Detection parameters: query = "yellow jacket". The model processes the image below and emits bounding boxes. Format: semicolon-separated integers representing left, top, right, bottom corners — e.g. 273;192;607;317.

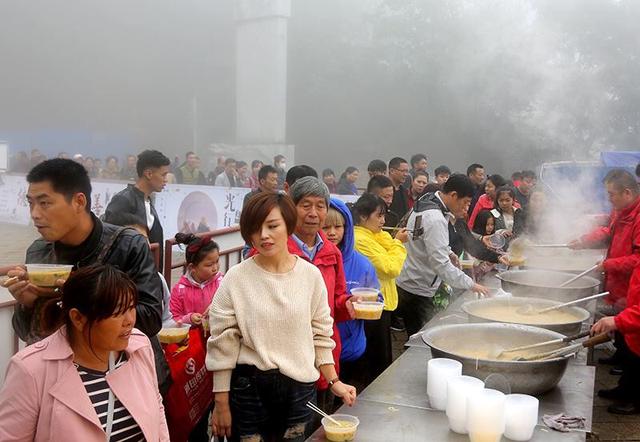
354;226;407;311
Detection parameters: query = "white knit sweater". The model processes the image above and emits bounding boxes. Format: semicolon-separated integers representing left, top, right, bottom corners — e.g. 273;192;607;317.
206;256;336;392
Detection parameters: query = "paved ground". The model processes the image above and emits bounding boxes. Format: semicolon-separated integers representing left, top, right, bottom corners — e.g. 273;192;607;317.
2;222;639;440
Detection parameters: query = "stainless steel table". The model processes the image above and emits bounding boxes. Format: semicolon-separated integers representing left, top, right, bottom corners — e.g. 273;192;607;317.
308;275;595;441
308;346;594;441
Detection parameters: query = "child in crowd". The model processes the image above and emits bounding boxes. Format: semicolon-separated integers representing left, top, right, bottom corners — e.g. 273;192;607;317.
170;233;223;326
323;199;380;390
491;185;525;240
472;209;496;239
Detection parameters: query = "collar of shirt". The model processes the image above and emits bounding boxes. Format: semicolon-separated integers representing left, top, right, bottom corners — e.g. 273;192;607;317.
186;271;214;289
292;232;324;261
434;191;455;222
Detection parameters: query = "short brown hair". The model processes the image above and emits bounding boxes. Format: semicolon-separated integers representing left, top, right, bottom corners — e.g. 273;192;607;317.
240;192;297;244
604;169;639;195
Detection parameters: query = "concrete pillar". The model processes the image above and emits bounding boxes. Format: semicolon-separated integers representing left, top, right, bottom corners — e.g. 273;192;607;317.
235;0;291;145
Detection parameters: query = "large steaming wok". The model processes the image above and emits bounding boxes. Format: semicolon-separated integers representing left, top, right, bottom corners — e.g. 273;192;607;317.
523;247;605;274
462;297;590;335
497;269;600;302
422;323;569;395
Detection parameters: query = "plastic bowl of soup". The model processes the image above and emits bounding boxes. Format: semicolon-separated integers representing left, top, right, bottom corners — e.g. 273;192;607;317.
350;287;380;302
322;414;360;442
507;255;527;267
26;264;73;287
460;258;475;269
353;301;384;320
158;324;190;345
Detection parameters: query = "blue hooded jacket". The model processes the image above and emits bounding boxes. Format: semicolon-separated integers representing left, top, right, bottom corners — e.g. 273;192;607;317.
330;198;380;362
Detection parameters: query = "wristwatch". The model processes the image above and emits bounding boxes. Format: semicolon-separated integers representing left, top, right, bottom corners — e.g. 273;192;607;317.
328;377;340;387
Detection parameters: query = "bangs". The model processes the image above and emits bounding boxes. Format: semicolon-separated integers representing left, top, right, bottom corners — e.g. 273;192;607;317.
94;271;138;319
325;208;345;227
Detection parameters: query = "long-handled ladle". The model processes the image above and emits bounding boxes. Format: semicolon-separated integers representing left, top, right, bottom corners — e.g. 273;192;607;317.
558;264;600;288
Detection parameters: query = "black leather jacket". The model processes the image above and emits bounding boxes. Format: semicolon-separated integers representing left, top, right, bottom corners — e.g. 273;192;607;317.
12;216;171;393
104;184;164;271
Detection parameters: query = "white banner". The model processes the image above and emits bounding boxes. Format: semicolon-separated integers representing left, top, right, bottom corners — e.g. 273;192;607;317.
0;174;359;239
156;184;251;238
0;175;252;238
0;175;31;225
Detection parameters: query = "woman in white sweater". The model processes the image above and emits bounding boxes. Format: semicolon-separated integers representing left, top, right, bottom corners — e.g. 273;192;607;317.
207;192;357;441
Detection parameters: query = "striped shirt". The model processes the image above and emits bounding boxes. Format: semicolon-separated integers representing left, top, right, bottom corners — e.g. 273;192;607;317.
76;353;145;442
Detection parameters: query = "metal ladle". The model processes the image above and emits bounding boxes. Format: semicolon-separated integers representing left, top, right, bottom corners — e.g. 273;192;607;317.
516;291;609;316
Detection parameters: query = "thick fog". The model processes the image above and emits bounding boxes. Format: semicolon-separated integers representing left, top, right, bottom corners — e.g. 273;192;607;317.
1;0;639;175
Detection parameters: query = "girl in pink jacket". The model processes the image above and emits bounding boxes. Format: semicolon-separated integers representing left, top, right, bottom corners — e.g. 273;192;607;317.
170;233;223;325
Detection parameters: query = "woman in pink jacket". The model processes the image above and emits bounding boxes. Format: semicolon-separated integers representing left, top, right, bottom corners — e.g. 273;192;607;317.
468;174;510;229
0;264;169;442
170;233;223;325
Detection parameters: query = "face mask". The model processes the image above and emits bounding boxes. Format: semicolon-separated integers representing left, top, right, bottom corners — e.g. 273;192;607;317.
279;162;286;169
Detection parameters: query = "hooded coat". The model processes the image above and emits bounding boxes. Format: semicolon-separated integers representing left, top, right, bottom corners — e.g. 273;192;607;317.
330;198;380;362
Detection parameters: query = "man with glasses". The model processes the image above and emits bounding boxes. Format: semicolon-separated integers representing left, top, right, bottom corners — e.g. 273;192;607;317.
387;157;410;228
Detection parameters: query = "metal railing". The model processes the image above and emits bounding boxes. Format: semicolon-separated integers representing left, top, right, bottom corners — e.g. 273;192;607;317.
0;226;243;361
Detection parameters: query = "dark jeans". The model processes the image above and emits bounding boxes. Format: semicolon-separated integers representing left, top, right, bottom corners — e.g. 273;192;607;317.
229;365;316;442
615;334;640;401
396;286;438;337
363;309;393;381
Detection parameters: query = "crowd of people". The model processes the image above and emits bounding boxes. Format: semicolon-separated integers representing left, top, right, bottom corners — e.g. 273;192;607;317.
1;149;640;441
8;149;290;191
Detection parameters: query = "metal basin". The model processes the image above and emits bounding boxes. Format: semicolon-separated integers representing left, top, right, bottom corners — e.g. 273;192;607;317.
497;269;601;302
422;323;569;395
523;248;605;274
462;297;590;335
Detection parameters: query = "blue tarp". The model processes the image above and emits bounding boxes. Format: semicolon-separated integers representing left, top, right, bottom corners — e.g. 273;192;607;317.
540;152;639;214
600;151;640;169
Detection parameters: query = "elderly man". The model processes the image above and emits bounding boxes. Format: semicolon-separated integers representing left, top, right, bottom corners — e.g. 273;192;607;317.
569;169;640;309
288;177;356;412
569;169;640;382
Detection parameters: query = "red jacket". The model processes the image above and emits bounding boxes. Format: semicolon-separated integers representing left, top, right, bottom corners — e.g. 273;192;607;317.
250;231;350;390
615;266;640;356
287;232;350;390
581;197;640;306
